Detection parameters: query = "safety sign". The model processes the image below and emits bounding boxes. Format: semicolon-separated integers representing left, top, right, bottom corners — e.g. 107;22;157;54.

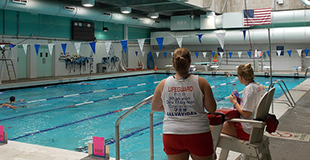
265;131;310;142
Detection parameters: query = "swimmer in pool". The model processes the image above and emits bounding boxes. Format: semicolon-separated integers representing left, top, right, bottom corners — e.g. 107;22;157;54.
0;96;25;110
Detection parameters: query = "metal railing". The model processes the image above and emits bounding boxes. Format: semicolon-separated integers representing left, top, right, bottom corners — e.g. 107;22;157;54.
270;79;296;109
115;95;153;160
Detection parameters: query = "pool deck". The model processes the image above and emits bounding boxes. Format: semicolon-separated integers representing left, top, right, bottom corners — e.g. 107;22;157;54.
0;70;310;160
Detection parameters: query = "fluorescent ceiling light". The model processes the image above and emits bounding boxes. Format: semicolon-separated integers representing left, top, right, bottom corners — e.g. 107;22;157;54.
121;7;131;14
149;12;159;19
82;0;95;7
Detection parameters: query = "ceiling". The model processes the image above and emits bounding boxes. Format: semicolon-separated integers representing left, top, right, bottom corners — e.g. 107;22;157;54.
57;0;209;19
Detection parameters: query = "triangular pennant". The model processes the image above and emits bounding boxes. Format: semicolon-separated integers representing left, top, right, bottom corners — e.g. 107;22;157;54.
0;45;5;49
89;42;96;54
135;51;138;56
229;52;233;58
61;43;67;55
156;37;164;51
267;51;270;57
247;51;251;58
34;44;40;56
163;52;167;58
48;43;54;56
215;30;226;49
196;34;204;43
74;42;81;55
259;51;263;57
22;44;28;55
254;49;258;57
238;51;242;58
137;39;145;52
297;49;302;57
156;52;160;57
305;49;309;56
219;52;223;58
121;40;127;54
276;50;281;56
243;30;246;41
142;51;145;57
195;52;199;58
211;52;215;58
176;36;183;48
10;44;16;50
171;52;174;57
202;52;207;59
149;52;153;58
287;50;292;57
105;41;112;55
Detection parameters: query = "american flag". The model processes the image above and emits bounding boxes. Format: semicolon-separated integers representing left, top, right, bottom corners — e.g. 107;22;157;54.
244;8;271;26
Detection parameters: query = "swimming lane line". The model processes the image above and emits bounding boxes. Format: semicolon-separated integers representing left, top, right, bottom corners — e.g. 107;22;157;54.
9;87;244;141
0;89;155;122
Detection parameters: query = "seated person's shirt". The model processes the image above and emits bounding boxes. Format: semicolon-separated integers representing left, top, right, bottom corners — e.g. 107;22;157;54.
240;82;266;134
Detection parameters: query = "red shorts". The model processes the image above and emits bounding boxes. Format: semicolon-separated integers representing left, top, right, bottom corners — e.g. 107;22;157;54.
163;132;214;156
233;122;250;140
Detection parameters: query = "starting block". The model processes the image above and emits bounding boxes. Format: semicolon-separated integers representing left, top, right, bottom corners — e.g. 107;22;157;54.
0;125;8;144
88;136;110;159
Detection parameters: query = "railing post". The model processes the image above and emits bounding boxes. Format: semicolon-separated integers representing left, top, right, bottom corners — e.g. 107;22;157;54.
115;95;153;160
150;111;154;160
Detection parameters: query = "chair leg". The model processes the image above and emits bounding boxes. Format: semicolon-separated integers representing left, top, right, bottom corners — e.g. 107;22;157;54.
218;149;229;160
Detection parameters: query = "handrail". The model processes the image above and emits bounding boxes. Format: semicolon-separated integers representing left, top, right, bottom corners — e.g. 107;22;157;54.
270;79;296;108
305;67;310;77
115;95;153;160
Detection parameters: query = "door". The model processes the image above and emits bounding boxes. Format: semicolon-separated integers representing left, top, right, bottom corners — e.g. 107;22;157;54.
36;45;52;77
17;45;27;79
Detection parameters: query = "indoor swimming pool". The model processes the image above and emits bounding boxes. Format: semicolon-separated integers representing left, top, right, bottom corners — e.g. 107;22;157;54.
0;74;306;160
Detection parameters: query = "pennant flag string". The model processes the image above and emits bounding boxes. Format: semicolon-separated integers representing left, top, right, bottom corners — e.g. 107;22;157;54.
305;49;309;56
34;44;40;56
120;40;127;54
48;43;54;56
22;44;28;55
287;50;292;57
196;34;204;43
195;52;199;58
163;52;167;58
156;37;164;51
89;42;96;54
61;43;67;55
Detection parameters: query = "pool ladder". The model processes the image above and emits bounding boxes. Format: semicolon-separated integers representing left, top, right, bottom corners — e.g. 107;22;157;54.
270;79;296;110
115;95;154;160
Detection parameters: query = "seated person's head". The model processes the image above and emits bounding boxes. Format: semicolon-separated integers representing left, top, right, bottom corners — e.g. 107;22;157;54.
237;63;254;81
9;96;15;102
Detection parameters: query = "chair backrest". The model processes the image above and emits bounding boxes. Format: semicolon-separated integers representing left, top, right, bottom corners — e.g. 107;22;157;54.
249;87;275;143
254;87;275;121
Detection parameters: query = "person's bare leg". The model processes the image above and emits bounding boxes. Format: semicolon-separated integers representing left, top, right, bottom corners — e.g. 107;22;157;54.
167;151;190;160
190;153;214;160
221;121;238;137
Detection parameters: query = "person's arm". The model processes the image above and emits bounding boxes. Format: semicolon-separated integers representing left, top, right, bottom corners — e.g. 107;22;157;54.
230;92;252;118
0;103;17;110
199;77;216;113
151;79;165;112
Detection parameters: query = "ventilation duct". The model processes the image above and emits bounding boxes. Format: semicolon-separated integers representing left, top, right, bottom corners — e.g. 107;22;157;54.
0;0;170;28
151;27;310;45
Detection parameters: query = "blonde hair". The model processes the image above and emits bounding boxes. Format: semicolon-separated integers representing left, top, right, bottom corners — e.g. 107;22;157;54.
237;63;255;81
172;48;191;73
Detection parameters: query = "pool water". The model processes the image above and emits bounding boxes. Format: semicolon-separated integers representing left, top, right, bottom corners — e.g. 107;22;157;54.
0;74;305;160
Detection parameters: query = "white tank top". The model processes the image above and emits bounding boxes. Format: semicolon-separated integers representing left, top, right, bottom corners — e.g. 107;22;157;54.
161;75;211;134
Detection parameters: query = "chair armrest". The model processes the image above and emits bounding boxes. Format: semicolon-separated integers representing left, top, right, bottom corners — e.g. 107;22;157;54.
227;118;265;128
